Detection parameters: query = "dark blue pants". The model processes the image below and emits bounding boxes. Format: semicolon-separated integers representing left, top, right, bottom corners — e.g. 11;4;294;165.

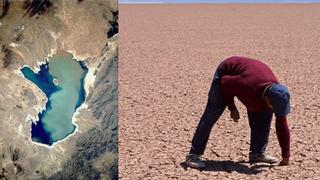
247;111;273;154
189;67;273;155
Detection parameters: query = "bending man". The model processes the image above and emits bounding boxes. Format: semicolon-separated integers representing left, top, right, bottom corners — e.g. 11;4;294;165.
186;56;291;168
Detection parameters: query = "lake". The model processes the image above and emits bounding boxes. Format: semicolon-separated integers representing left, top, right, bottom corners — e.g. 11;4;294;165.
21;52;88;146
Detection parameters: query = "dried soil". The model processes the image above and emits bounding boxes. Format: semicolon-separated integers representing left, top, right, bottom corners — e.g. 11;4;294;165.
120;4;320;179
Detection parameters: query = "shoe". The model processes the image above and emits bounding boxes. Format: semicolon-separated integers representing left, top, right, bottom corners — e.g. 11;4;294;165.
249;152;278;164
185;154;206;168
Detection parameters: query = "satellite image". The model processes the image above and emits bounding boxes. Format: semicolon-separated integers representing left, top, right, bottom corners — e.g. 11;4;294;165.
0;0;118;179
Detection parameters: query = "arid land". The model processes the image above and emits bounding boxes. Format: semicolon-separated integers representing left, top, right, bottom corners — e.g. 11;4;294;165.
120;4;320;179
0;0;118;179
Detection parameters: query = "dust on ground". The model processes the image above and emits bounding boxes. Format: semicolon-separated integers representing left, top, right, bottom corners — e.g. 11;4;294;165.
119;4;320;179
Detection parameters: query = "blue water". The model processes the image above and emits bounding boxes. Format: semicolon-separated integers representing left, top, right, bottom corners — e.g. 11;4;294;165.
21;52;88;146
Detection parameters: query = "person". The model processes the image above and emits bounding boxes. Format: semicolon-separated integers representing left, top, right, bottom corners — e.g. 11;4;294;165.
185;56;291;168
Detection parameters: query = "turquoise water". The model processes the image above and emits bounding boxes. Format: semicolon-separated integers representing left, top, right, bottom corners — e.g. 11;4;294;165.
21;52;88;146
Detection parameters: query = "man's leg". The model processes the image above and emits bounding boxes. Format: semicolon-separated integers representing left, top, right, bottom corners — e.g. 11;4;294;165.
189;65;225;155
248;111;278;163
186;66;226;168
189;96;226;155
186;90;226;168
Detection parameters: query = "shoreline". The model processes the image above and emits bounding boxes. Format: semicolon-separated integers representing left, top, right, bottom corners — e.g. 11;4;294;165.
16;65;48;124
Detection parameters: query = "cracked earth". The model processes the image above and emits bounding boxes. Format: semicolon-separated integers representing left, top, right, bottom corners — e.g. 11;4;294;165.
120;4;320;179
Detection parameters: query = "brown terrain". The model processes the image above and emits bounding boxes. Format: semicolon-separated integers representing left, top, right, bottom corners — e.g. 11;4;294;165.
119;4;320;179
0;0;118;179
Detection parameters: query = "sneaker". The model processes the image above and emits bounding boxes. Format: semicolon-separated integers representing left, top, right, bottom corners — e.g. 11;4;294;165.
249;152;278;164
185;154;206;168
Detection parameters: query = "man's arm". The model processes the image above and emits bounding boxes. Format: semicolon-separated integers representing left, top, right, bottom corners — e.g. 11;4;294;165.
225;93;237;111
224;94;239;121
220;75;244;121
221;75;247;111
276;116;291;165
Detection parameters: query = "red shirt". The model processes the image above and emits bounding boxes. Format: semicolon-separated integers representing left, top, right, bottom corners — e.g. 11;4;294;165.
219;56;290;158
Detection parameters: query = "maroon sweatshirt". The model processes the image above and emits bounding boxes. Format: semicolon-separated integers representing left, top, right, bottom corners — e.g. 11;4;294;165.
219;56;290;158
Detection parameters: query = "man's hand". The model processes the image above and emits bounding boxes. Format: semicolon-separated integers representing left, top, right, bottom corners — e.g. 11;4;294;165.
230;109;240;122
278;157;290;166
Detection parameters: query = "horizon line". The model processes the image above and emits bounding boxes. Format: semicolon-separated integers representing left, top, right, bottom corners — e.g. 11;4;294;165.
120;1;320;4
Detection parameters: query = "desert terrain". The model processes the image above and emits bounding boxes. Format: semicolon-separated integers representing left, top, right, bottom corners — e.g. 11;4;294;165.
0;0;118;179
119;4;320;179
